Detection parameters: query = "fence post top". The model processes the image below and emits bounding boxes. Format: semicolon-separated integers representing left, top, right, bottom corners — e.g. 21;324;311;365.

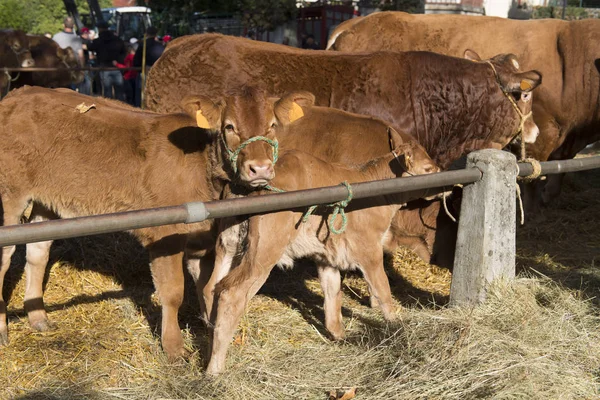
467;149;518;164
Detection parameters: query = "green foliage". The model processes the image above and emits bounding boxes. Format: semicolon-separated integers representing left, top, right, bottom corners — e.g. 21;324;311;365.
531;5;589;19
239;0;297;34
141;0;297;35
0;0;112;34
0;0;33;31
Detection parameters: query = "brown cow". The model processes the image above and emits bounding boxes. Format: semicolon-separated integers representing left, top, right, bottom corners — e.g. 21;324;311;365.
199;104;442;324
327;12;600;201
145;34;541;171
206;132;427;375
13;35;84;89
145;34;541;266
0;30;35;96
0;85;309;359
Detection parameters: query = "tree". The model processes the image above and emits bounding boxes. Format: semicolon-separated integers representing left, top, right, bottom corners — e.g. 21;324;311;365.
0;0;112;35
0;0;33;31
238;0;297;35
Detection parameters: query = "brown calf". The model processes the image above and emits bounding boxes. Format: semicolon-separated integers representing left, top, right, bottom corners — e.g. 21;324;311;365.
0;30;34;96
199;104;441;324
13;35;84;89
0;86;307;359
205;132;425;375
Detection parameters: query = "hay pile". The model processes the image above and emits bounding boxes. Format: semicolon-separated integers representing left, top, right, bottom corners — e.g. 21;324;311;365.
1;167;599;399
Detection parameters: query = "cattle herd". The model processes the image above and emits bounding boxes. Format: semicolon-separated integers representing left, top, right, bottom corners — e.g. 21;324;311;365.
0;12;598;375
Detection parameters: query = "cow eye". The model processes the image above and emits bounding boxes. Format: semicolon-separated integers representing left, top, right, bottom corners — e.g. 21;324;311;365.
271;122;277;129
521;92;531;103
224;124;235;132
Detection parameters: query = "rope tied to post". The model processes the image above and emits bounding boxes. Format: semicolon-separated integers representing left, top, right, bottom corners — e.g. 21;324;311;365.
263;181;354;234
485;61;546;225
222;134;279;174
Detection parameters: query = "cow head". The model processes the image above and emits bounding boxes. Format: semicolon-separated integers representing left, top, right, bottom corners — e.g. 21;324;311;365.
387;127;440;177
182;88;315;187
2;29;34;67
465;50;542;145
57;46;84;84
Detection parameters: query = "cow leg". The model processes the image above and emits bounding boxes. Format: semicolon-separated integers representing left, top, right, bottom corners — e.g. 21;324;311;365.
185;253;215;325
0;243;16;346
317;265;345;340
0;198;29;346
207;215;291;375
206;257;275;375
24;205;56;332
202;237;237;326
149;244;186;360
357;250;397;321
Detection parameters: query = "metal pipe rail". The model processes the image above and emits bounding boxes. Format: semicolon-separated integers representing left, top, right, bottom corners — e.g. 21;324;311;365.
3;67;143;72
0;155;597;248
0;169;481;248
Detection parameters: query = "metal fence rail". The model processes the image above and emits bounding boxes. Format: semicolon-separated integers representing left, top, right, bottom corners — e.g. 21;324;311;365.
0;152;597;304
0;155;597;249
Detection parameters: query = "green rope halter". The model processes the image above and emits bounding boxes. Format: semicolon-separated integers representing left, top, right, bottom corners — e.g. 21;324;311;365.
302;181;354;235
222;134;279;174
264;182;354;234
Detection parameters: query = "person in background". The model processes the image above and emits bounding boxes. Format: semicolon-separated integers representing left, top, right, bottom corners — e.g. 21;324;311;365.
133;26;164;106
133;26;164;69
87;21;127;100
52;17;85;91
78;27;92;95
302;34;320;50
162;34;172;46
115;44;138;106
129;37;139;52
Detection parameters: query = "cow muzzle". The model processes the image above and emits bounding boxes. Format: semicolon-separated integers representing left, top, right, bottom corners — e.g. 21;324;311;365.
522;119;539;144
21;57;35;68
242;160;275;187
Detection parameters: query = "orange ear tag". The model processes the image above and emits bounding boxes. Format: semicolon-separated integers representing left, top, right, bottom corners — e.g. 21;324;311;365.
520;80;532;91
196;110;211;129
289;102;304;122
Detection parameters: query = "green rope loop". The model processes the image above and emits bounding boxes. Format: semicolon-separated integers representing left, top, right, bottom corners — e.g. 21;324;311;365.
264;182;354;234
225;135;279;174
301;181;353;235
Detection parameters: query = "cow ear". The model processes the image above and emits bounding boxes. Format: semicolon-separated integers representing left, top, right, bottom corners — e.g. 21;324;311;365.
464;49;482;62
56;47;65;59
507;70;542;93
274;91;316;125
180;96;224;130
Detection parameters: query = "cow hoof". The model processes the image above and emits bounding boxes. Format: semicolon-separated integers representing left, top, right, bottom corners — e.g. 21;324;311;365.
166;347;190;363
369;296;380;308
0;331;8;346
31;319;57;332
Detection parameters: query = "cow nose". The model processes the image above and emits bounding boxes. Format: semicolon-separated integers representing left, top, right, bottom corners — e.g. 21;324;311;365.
21;58;34;67
246;161;274;180
523;123;539;144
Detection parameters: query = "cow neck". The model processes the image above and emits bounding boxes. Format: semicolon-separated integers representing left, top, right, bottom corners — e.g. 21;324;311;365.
485;60;532;160
207;133;232;201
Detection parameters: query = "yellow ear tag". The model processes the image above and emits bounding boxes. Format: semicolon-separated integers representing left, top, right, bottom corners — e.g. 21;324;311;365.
520;80;532;91
196;110;211;129
289;102;304;122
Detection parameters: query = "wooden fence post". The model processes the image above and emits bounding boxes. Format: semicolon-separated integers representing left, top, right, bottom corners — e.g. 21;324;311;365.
450;149;518;306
